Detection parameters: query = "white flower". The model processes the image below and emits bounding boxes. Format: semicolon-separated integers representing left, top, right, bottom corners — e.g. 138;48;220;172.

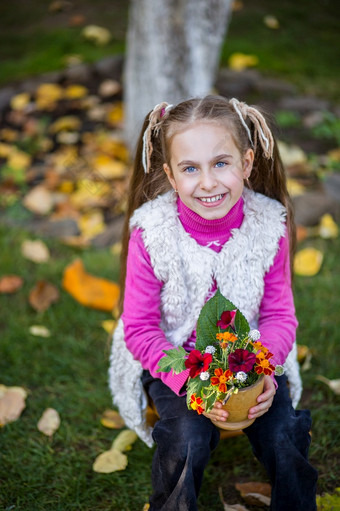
205;345;216;355
235;371;247;383
200;371;210;381
249;329;261;341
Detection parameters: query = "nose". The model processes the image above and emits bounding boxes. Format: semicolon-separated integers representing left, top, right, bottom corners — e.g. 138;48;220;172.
199;170;217;192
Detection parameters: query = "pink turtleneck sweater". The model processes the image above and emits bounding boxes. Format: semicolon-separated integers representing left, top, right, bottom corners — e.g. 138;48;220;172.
122;196;298;395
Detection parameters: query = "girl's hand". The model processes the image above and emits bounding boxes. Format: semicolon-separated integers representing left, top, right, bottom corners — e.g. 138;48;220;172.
203;401;229;423
248;375;276;420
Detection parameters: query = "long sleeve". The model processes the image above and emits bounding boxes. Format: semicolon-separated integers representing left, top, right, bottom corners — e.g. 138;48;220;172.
122;228;189;395
258;230;298;366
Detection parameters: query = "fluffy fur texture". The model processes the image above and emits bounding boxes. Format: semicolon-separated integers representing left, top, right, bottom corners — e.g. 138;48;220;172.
109;189;302;446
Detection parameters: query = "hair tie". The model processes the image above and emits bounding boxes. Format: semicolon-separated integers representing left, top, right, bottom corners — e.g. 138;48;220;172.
229;98;274;159
142;102;173;174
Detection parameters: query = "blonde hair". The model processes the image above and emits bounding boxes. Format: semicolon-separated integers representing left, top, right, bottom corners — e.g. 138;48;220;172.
119;95;296;310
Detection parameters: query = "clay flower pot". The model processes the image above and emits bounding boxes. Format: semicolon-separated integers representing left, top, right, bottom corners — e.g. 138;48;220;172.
213;375;265;431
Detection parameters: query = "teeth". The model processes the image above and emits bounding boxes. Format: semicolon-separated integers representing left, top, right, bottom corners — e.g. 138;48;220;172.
200;194;223;203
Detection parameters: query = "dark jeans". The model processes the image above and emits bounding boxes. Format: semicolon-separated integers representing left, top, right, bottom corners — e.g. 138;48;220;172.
142;371;318;511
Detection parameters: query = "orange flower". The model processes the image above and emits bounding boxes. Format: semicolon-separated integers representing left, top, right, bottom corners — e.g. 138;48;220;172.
190;393;204;414
255;357;275;375
211;368;233;393
216;331;238;349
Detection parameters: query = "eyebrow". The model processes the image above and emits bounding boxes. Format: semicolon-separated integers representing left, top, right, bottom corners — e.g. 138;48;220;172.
177;154;233;167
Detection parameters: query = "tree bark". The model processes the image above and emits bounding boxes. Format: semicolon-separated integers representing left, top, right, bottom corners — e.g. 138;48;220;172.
124;0;232;150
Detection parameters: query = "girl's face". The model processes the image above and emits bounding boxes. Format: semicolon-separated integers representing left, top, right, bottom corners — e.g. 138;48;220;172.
164;122;254;220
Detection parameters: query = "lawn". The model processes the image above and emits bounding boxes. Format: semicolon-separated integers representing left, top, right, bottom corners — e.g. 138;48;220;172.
0;222;339;510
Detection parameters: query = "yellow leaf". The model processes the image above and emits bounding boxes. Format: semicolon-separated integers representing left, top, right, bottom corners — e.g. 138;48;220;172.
37;408;61;436
0;143;12;158
101;319;117;335
7;150;31;170
294;248;323;276
318;214;338;239
229;53;259;71
52;146;78;172
21;239;50;263
112;429;138;452
0;128;20;142
62;258;120;311
93;448;127;473
111;242;122;256
287;178;306;197
106;102;124;124
70;179;111;210
29;325;51;338
316;376;340;396
100;409;125;429
64;84;88;99
263;15;280;29
49;115;81;134
35;83;64;109
10;92;31;111
58;180;75;194
0;387;27;426
92;154;126;179
82;25;111;46
78;209;106;239
277;141;307;168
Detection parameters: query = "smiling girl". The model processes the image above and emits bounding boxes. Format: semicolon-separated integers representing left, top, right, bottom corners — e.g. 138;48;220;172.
109;96;317;511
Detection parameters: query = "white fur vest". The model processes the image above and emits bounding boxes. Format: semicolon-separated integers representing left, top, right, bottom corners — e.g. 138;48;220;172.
109;189;302;447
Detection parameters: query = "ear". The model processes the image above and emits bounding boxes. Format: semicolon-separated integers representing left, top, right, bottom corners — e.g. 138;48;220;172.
163;163;177;190
243;148;254;179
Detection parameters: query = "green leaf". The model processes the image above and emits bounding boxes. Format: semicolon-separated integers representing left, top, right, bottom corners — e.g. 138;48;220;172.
186;377;209;408
156;346;187;374
234;309;249;338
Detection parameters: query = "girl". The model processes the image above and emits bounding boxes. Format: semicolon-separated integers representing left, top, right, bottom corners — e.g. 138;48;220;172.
109;96;317;511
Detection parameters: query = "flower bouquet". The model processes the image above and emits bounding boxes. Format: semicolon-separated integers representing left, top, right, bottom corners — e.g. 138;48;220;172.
157;289;284;429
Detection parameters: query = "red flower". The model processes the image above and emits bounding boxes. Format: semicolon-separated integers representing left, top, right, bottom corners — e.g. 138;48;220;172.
185;350;212;378
228;348;256;373
190;393;204;414
255;356;275;375
217;310;237;330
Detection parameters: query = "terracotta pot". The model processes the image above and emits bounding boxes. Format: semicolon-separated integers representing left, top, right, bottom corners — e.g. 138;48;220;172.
213;375;265;431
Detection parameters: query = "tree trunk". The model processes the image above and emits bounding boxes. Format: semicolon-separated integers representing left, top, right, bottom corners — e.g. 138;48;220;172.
124;0;232;150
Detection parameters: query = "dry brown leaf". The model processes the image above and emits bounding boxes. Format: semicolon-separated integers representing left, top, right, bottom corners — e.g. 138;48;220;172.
294;248;323;276
0;387;27;425
29;325;51;338
21;239;50;263
29;280;60;312
37;408;60;436
112;429;138;452
0;275;24;293
316;375;340;395
62;258;120;311
93;448;127;473
23;185;54;215
235;482;271;507
219;487;250;511
100;409;125;429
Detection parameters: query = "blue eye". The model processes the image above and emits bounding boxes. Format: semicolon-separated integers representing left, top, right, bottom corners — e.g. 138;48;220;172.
184;166;197;173
215;161;226;168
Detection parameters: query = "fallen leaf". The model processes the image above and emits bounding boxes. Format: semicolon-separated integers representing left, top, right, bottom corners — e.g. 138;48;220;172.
98;79;121;98
7;150;31;170
49;115;81;134
21;239;50;263
277;141;307;168
93;448;127;473
82;25;111;46
316;488;340;510
219;487;250;511
111;242;122;256
0;128;20;142
0;142;12;158
62;258;120;311
235;482;271;507
106;103;124;125
10;92;31;111
37;408;60;436
228;53;259;71
57;131;80;145
297;345;313;371
78;209;106;239
29;325;51;338
231;1;244;12
318;214;338;239
142;504;150;511
23;185;54;215
316;375;340;395
296;225;308;243
0;386;27;425
70;180;111;210
64;84;89;100
287;178;306;197
112;429;138;452
100;409;125;429
92;154;126;179
35;83;64;110
29;280;60;312
0;275;24;293
263;15;279;29
101;319;117;335
294;247;323;276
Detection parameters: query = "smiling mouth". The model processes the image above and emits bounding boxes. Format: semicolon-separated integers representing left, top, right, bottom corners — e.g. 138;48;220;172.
198;194;224;203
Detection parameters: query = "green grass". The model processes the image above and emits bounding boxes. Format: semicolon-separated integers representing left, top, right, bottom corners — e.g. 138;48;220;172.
0;223;340;510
